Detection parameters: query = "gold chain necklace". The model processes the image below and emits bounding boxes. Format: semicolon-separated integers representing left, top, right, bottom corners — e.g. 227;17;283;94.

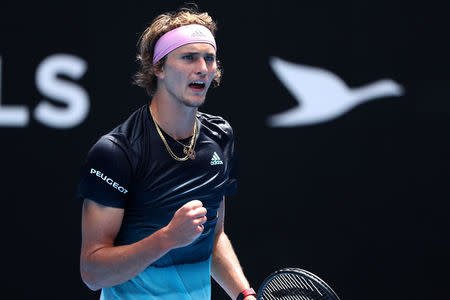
149;107;198;161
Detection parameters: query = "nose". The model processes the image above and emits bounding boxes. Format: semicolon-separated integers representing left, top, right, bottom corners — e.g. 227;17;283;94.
195;58;208;76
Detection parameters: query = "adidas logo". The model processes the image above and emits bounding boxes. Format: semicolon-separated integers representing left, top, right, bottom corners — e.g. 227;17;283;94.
210;152;223;165
191;30;206;38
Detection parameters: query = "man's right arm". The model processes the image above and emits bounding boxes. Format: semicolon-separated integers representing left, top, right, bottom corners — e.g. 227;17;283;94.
80;198;207;291
80;199;171;290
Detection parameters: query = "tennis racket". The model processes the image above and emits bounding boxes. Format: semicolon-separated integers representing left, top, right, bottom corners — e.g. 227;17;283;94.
257;268;340;300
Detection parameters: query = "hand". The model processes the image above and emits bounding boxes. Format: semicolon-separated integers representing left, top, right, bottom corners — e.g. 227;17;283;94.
164;200;207;248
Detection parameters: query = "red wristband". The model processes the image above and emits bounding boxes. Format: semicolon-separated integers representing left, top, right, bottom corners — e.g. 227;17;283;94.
237;288;256;300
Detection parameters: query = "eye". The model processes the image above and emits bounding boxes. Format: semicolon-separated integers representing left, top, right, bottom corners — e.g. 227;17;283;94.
182;55;194;60
204;55;216;62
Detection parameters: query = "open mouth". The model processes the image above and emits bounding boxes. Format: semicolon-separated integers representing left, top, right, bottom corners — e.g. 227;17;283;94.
188;81;206;92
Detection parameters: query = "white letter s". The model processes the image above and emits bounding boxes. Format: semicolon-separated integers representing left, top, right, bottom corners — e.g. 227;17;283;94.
34;54;89;129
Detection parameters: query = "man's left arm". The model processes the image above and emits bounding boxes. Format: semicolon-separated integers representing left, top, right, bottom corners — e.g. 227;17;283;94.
211;197;256;300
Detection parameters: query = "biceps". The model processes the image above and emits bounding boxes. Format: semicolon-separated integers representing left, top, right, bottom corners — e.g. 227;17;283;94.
81;198;124;254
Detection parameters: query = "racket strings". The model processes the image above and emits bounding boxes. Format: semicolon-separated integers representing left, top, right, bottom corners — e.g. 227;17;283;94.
261;273;331;300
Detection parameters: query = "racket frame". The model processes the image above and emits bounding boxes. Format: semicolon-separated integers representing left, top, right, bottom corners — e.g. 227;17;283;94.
256;267;341;300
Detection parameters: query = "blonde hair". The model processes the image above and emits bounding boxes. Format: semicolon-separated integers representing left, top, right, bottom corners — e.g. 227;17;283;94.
134;7;222;96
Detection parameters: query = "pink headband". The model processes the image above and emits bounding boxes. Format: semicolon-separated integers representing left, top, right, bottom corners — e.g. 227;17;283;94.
152;24;217;64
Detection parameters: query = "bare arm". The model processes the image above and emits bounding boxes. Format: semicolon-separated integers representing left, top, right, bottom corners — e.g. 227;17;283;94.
80;198;207;291
211;198;256;300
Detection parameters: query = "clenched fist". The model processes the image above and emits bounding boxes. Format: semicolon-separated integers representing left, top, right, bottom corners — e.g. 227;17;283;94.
164;200;207;248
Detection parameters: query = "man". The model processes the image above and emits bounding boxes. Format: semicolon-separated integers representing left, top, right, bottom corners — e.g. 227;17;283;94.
77;7;257;300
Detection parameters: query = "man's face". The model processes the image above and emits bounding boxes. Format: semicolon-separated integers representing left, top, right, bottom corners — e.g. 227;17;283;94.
156;43;217;108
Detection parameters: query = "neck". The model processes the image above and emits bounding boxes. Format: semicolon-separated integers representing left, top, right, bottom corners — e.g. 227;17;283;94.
150;92;197;140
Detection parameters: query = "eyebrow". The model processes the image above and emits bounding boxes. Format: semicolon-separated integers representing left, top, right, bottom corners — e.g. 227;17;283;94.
180;51;216;57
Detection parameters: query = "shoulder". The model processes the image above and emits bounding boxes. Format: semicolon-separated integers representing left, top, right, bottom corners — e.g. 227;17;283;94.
197;111;234;138
86;135;131;168
87;105;150;163
107;104;149;146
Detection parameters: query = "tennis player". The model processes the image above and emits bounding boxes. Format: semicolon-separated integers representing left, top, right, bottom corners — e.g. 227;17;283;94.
77;7;256;300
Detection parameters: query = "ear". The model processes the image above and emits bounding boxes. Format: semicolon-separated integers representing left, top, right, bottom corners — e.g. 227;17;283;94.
154;65;165;79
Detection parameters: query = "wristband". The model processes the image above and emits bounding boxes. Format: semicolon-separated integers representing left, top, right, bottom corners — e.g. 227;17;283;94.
237;287;256;300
